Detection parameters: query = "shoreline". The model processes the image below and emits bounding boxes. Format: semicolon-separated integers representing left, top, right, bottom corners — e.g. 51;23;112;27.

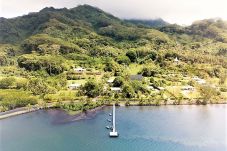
0;101;226;120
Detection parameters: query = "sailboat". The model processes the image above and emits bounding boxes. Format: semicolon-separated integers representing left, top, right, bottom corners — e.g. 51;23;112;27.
109;104;118;137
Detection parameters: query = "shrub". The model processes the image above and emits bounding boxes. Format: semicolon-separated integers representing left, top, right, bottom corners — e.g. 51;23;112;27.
131;81;148;93
126;51;137;62
27;78;56;95
82;80;101;97
122;84;135;98
113;77;124;87
0;77;16;89
140;67;157;77
116;55;131;65
0;90;38;110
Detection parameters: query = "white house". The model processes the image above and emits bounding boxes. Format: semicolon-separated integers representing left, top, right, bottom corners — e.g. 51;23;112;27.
192;76;206;84
158;87;165;90
181;85;195;91
147;85;154;90
68;83;81;90
174;57;179;64
107;77;115;83
111;87;122;92
74;67;86;72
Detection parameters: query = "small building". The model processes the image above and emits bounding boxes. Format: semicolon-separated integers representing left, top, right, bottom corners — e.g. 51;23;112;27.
181;85;194;91
107;77;115;83
130;74;143;81
158;87;165;91
147;85;154;90
111;87;122;92
74;67;86;72
174;57;180;64
68;83;81;90
192;76;206;84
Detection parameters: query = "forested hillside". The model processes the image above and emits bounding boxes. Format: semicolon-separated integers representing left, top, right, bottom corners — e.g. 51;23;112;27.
125;18;169;27
0;5;226;112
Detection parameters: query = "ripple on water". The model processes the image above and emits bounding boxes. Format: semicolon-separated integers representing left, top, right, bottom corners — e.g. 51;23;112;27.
1;105;226;151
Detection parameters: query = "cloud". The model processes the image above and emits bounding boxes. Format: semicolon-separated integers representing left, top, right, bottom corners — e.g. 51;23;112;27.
1;0;227;25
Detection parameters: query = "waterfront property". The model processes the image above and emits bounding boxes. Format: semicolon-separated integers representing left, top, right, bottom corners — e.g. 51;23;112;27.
68;83;81;90
110;87;122;92
74;67;86;72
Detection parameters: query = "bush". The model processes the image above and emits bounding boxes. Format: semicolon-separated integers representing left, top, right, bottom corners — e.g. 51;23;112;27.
198;85;219;104
16;80;28;89
126;51;137;62
17;55;66;75
27;78;56;95
141;67;157;77
131;81;148;93
113;77;124;87
122;84;135;98
104;60;123;75
116;55;131;65
0;77;16;89
0;90;38;110
82;80;101;97
220;87;227;92
164;52;179;60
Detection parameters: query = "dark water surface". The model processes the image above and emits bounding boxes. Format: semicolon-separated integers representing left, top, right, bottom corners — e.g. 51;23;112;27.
0;105;226;151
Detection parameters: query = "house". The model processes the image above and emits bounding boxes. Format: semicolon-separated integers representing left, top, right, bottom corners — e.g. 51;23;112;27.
130;74;143;81
147;85;154;90
108;79;114;83
174;57;179;64
181;85;194;91
74;67;86;72
158;87;165;91
68;83;81;90
107;77;115;83
192;76;206;84
111;87;122;92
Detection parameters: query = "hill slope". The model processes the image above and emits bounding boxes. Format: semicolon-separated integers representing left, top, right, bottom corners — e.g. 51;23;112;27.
0;5;226;111
125;18;169;27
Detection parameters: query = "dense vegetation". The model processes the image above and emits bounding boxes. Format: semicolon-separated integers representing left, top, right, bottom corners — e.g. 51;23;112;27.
125;18;169;28
0;5;226;112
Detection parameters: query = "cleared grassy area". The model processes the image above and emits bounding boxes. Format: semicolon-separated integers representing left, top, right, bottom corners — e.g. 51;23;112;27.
127;64;144;75
44;90;77;102
221;92;227;99
0;89;38;111
166;86;199;99
207;77;220;85
67;79;87;85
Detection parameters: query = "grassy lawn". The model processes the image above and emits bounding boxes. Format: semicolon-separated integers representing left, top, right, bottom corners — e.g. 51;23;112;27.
44;90;77;102
207;77;220;85
166;86;199;99
221;92;227;99
67;79;87;85
127;64;144;75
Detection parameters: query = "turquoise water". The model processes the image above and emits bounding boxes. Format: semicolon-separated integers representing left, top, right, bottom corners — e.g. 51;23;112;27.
0;105;226;151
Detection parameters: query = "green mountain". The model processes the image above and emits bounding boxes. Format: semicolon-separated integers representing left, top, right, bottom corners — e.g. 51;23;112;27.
160;19;227;42
125;18;169;27
0;5;175;56
0;5;227;111
0;4;227;68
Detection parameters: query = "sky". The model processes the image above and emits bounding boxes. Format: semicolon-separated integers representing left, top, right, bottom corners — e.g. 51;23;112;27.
0;0;227;25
